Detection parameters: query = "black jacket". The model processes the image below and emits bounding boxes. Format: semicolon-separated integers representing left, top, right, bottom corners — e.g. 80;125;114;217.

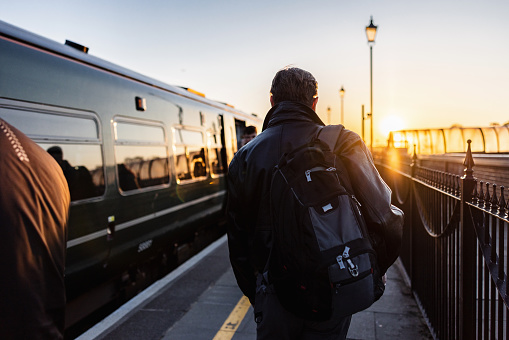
227;101;403;304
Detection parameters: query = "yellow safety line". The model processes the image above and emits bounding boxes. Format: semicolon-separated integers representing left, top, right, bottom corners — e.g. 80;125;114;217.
213;295;251;340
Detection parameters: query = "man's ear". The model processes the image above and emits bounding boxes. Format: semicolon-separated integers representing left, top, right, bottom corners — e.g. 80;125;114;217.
270;96;275;107
311;97;318;111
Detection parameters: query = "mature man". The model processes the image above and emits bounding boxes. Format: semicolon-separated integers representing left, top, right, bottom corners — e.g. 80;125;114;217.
0;119;70;339
227;67;403;339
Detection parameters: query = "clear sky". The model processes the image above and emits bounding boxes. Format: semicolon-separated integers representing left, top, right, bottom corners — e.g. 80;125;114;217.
3;0;508;146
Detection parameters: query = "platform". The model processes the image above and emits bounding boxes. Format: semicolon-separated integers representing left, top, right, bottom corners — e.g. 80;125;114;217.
77;235;432;340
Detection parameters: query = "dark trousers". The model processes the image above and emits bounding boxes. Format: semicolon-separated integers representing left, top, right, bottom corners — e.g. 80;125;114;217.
254;275;352;340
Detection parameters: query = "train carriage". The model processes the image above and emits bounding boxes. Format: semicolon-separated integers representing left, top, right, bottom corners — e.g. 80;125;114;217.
0;20;262;331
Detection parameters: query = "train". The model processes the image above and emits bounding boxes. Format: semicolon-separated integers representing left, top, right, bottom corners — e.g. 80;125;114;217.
0;20;262;333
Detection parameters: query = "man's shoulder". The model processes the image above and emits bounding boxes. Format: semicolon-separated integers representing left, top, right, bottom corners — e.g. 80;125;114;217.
335;127;363;150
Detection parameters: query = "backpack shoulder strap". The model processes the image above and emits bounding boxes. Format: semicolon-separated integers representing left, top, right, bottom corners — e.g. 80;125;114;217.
317;125;356;194
316;125;344;152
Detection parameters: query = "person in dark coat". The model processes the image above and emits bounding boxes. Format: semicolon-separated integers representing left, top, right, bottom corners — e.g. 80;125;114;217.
241;125;258;147
227;67;403;339
0;119;70;339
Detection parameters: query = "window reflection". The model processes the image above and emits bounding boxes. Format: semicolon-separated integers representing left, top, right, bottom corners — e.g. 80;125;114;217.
174;128;208;183
2;108;97;140
1;105;104;202
189;147;207;178
208;133;224;175
175;146;191;181
115;145;169;191
42;143;104;201
114;121;170;192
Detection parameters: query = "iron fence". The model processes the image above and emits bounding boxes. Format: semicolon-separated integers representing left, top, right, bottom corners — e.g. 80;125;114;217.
376;141;509;339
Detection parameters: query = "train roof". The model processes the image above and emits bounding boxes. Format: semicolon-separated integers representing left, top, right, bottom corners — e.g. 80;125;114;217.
0;20;261;122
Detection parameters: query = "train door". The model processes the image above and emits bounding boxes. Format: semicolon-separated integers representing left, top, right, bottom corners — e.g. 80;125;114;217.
235;119;247;151
221;114;237;165
210;114;227;175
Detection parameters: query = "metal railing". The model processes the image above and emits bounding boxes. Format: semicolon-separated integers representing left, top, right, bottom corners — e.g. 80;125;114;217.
376;141;509;339
388;125;509;155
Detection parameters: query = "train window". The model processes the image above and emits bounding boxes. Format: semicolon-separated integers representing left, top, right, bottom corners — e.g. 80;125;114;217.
174;128;207;183
208;133;225;175
0;103;104;202
115;122;164;144
114;121;169;192
189;146;207;178
40;143;104;201
0;107;97;140
176;129;204;145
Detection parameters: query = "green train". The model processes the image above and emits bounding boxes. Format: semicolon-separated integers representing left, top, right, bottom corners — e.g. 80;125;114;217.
0;20;262;330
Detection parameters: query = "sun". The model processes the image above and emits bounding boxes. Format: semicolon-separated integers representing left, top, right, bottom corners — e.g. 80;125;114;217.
380;115;405;138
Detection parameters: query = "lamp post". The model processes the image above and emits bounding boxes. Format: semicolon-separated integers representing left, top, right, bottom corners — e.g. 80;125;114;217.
327;106;331;125
365;16;377;152
339;86;345;125
361;104;365;142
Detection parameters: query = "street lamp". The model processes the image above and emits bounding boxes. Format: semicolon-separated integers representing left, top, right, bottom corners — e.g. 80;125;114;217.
366;16;377;152
327;106;331;125
339;86;345;125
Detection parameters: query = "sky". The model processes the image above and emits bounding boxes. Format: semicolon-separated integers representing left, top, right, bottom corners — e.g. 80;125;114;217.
3;0;509;146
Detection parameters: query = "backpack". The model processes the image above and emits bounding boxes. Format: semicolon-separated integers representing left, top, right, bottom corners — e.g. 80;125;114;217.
266;125;384;321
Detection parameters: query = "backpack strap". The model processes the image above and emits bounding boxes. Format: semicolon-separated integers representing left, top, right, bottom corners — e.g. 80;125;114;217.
316;125;343;152
317;125;356;195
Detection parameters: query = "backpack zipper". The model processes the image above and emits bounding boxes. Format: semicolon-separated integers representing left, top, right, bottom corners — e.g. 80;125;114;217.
351;195;362;216
335;246;360;277
305;166;337;182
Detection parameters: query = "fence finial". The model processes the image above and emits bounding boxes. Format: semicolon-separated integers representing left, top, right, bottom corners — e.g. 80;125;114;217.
410;144;418;177
462;139;475;179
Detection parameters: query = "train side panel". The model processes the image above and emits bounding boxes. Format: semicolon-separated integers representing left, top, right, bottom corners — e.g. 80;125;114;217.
0;21;261;329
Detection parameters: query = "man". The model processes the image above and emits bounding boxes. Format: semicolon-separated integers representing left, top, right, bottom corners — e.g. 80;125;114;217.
227;67;404;339
241;125;258;147
0;119;70;339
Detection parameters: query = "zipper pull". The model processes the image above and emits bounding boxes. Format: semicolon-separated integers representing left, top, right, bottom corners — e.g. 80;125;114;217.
336;255;345;269
305;170;312;182
342;246;350;259
346;259;359;277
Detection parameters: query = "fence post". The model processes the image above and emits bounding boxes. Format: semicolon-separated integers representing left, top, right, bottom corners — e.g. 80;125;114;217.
408;144;417;284
460;140;476;339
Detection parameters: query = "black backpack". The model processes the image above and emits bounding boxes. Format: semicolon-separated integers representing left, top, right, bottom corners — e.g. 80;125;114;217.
266;125;384;321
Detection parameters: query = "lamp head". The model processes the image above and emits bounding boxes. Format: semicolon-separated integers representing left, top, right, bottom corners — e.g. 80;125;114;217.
366;16;378;43
339;86;345;98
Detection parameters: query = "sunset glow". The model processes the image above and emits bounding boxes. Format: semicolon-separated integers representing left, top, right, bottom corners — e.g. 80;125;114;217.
380;115;405;139
3;1;508;142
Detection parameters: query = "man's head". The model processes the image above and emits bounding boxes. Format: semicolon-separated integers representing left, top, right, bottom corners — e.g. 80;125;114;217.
270;66;318;109
47;146;63;162
241;125;257;146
